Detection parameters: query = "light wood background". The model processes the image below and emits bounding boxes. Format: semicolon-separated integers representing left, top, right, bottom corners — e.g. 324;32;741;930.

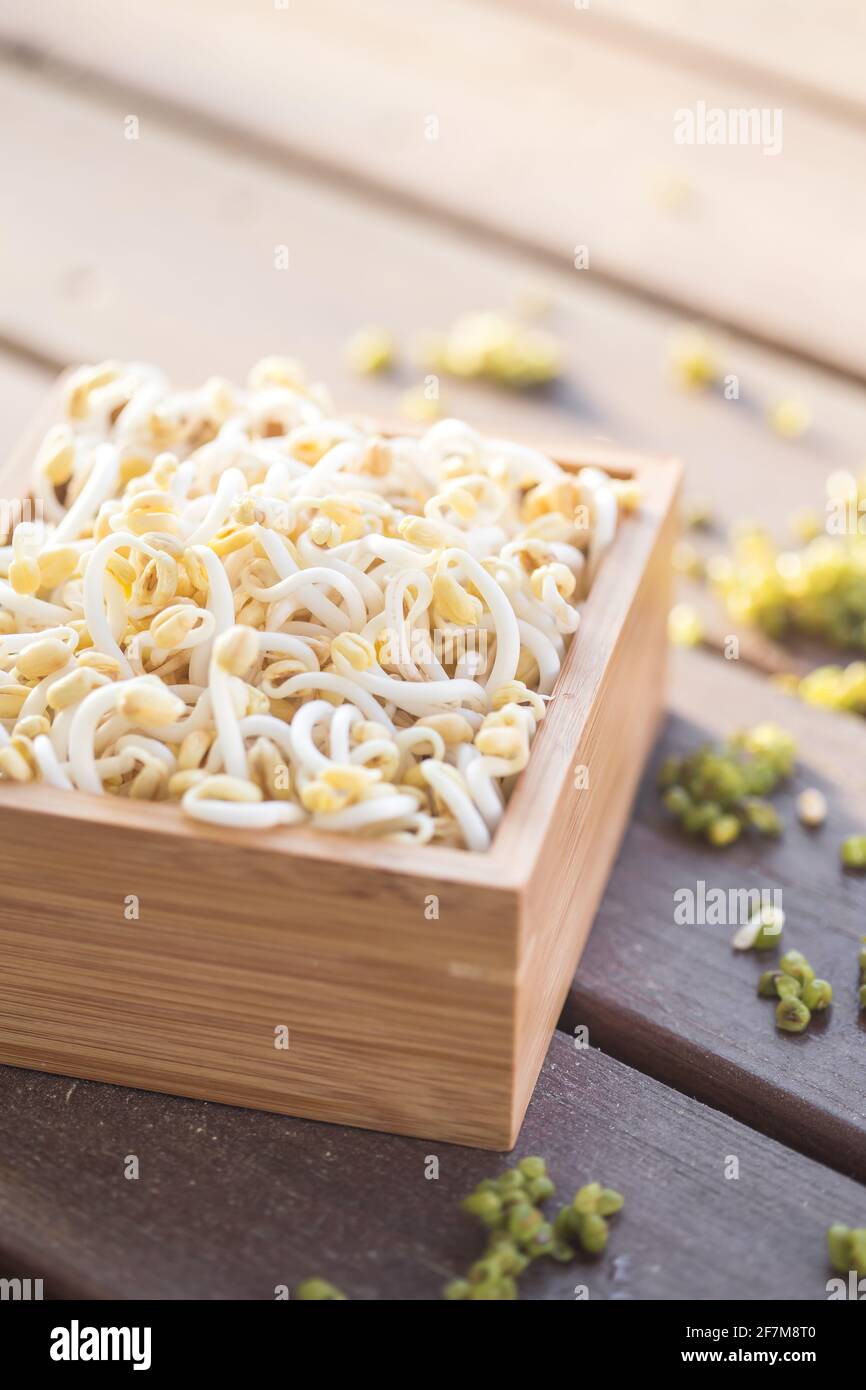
0;0;864;1298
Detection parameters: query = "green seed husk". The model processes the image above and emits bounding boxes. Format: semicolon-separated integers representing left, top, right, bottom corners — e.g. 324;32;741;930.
295;1278;347;1300
662;785;691;817
526;1174;556;1204
496;1168;525;1193
597;1187;626;1216
554;1206;577;1240
827;1224;852;1275
758;969;783;998
461;1190;503;1226
742;798;783;837
466;1276;517;1300
779;949;816;986
507;1202;544;1245
573;1182;603;1215
682;802;721;835
578;1212;609;1254
517;1155;546;1181
469;1254;506;1284
708;813;741;846
775;997;811;1033
841;835;866;870
827;1224;866;1279
657;756;682;790
801;978;833;1011
775;974;802;1001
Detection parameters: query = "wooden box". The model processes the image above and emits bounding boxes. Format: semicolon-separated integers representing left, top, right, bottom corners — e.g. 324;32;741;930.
0;385;680;1149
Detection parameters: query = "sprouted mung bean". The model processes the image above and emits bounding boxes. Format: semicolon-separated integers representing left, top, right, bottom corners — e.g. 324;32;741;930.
0;359;628;847
796;787;827;828
295;1278;347;1301
658;723;795;848
827;1224;866;1279
731;903;785;952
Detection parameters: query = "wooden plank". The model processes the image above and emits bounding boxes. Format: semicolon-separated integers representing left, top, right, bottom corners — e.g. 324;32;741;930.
4;2;866;376
0;351;55;489
1;62;865;524
562;645;866;1183
1;1032;862;1300
588;0;866;124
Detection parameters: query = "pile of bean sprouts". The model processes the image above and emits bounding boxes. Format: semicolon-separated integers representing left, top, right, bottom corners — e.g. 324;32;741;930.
0;359;633;848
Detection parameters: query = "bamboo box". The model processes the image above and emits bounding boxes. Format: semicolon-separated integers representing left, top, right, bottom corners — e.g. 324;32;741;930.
0;384;680;1149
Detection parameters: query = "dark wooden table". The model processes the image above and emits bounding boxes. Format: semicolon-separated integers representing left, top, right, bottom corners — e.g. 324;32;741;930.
0;0;864;1300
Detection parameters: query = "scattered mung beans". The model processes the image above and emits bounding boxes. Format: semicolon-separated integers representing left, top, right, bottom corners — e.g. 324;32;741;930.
447;1158;625;1299
709;474;866;652
418;311;561;389
659;724;795;848
757;947;831;1034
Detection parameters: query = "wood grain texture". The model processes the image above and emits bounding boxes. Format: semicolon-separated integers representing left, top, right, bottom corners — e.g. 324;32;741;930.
562;646;866;1181
1;1032;863;1300
587;0;866;124
0;351;54;501
4;1;866;376
0;380;679;1148
1;59;863;489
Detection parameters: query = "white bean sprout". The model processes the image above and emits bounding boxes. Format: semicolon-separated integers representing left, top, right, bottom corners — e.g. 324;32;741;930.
0;358;633;846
